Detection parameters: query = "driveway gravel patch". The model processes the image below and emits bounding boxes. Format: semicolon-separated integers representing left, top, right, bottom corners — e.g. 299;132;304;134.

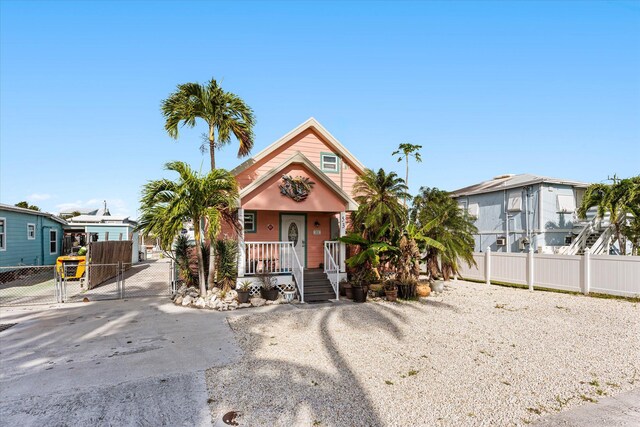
206;280;640;426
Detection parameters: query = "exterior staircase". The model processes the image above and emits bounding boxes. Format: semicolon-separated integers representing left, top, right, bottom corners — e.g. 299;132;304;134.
303;269;335;303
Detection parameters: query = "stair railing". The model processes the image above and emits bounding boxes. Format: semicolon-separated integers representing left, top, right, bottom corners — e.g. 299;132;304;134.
289;243;305;303
559;222;592;255
323;245;340;300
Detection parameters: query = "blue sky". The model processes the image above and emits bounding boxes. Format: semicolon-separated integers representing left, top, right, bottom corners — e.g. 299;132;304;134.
1;0;638;217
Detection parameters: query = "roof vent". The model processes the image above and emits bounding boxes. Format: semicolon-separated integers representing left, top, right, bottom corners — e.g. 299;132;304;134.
493;174;515;180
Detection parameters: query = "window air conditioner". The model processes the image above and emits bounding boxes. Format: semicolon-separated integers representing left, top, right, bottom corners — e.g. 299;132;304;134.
496;237;506;246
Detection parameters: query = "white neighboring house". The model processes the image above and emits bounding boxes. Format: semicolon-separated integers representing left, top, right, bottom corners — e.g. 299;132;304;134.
451;174;593;254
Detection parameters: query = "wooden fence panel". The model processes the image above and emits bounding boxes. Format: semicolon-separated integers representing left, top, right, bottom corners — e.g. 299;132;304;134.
87;241;132;289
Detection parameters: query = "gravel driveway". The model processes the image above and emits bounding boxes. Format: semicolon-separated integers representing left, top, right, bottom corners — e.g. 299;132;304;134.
206;280;640;426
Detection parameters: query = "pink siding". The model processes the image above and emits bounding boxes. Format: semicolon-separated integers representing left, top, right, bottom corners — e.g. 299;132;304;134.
243;210;335;269
242;164;349;212
235;129;361;198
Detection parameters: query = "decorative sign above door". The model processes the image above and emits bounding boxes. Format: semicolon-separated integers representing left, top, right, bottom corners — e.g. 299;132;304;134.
279;175;315;202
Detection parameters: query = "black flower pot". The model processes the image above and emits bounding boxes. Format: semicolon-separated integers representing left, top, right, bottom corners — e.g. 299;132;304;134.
237;290;250;304
261;288;279;301
352;287;366;303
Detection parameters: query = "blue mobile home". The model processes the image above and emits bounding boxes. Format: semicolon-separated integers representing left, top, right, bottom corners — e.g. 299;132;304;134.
451;174;590;253
0;203;66;267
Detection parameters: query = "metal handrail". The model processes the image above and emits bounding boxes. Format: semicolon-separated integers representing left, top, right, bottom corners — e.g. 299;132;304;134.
323;246;340;300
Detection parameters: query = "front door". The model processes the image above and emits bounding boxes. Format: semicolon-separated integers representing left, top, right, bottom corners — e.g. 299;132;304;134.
281;214;306;268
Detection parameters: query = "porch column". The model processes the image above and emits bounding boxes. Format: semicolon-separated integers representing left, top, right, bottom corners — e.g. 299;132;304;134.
339;211;347;273
237;207;246;278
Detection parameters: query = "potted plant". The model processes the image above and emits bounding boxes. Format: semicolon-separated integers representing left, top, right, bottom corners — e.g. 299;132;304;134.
339;279;350;297
282;289;296;303
431;279;445;293
237;279;252;304
416;280;431;297
398;279;418;299
351;281;366;303
257;272;279;301
384;280;399;302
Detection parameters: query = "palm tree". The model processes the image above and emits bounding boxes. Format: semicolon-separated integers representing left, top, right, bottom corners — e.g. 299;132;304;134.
161;78;256;172
137;161;239;296
392;143;422;206
161;78;254;285
352;168;410;238
578;176;639;255
411;187;477;280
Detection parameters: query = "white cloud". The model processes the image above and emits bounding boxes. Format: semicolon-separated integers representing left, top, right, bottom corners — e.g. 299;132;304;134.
28;193;54;201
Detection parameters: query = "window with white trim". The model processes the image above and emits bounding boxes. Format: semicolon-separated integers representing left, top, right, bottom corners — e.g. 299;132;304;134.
556;194;576;213
320;153;339;173
49;229;58;254
0;218;6;251
244;212;256;233
507;191;523;212
27;223;36;240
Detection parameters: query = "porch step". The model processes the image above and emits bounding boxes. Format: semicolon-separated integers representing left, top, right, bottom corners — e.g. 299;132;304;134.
302;269;335;303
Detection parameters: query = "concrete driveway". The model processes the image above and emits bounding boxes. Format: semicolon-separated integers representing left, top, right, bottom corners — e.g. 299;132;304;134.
0;297;241;426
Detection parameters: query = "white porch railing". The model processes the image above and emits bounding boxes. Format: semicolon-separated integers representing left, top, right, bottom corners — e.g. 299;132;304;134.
324;241;340;272
290;246;304;303
245;241;295;275
323;245;340;300
244;241;304;302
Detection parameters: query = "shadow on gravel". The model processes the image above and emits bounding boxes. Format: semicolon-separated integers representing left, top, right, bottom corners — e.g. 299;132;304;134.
208;303;409;426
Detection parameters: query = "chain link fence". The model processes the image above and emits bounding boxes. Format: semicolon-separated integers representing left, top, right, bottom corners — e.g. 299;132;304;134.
0;266;58;306
1;260;175;306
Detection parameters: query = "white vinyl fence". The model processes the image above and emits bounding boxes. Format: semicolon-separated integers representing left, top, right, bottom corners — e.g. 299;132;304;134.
457;249;640;298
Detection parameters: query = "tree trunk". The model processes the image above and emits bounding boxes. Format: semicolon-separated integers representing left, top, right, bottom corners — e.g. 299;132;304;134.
193;220;207;296
615;224;626;255
404;156;409;207
209;125;216;171
206;125;217;288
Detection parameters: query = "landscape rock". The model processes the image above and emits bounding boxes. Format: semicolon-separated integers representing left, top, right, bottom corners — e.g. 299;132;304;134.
250;297;266;307
238;303;251;309
182;295;193;306
194;297;206;308
174;296;183;305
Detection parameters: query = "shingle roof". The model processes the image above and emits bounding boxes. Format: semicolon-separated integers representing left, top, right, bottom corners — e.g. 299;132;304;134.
450;174;590;197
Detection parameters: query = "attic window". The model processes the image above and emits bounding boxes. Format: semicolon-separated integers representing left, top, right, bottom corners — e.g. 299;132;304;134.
507;191;522;212
557;194;576;213
321;153;339;173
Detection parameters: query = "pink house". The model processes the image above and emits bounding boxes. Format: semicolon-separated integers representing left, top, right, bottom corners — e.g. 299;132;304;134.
225;118;364;303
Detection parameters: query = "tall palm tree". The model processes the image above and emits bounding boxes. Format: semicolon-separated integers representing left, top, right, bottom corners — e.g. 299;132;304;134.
137;161;239;296
161;78;254;285
352;168;410;238
411;187;477;280
578;176;639;255
392;143;422;206
161;78;256;172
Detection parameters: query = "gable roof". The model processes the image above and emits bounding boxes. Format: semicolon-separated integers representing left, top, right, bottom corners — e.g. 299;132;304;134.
231;117;366;176
450;174;591;197
239;152;359;211
0;203;67;225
